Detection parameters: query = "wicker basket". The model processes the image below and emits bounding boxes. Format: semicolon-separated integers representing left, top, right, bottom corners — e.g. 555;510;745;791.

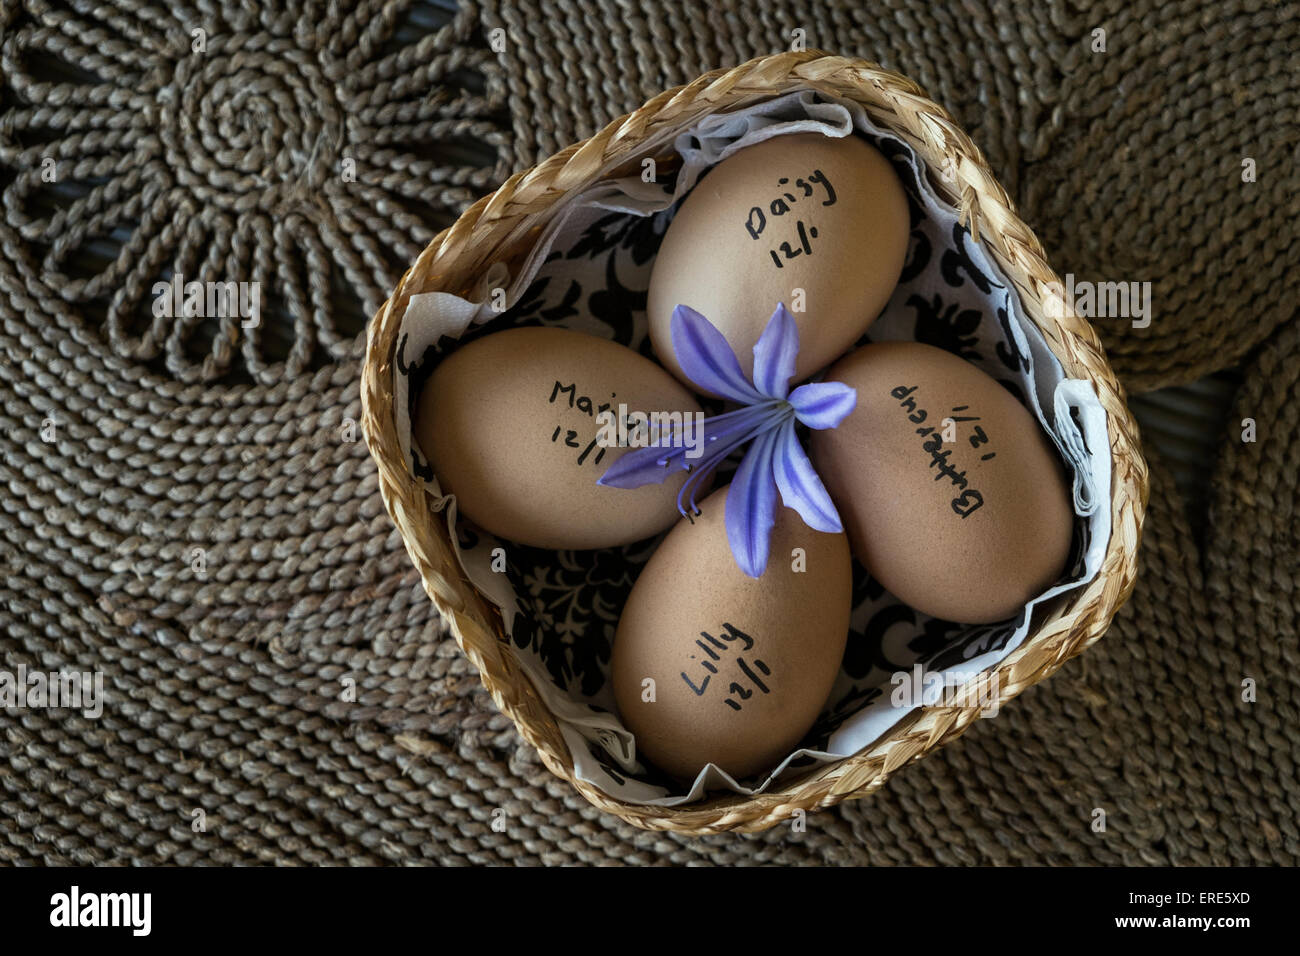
360;50;1149;834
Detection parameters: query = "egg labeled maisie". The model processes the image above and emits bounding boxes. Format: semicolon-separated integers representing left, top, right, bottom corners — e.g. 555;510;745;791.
612;486;851;782
809;342;1075;624
647;132;910;392
414;327;706;550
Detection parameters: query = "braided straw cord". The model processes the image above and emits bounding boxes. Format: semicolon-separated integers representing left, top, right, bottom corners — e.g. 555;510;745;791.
361;51;1148;834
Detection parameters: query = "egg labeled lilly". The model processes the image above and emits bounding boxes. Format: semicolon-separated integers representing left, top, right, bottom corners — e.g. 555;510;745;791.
648;132;910;391
612;486;852;782
810;342;1075;624
414;327;705;550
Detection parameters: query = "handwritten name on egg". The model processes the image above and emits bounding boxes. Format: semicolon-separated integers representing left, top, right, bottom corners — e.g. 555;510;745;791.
680;622;774;712
547;379;617;467
891;383;999;518
548;380;707;465
742;168;838;269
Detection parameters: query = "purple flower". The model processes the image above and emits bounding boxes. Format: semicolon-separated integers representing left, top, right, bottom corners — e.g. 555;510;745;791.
597;303;857;577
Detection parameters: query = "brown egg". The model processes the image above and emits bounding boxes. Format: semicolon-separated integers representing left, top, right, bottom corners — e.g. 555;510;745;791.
810;342;1074;624
612;486;851;781
415;327;705;549
648;133;909;391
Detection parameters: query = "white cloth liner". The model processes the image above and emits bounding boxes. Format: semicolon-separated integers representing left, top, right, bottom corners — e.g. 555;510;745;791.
392;89;1113;806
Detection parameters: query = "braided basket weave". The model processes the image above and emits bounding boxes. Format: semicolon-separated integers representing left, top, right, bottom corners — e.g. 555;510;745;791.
360;50;1149;834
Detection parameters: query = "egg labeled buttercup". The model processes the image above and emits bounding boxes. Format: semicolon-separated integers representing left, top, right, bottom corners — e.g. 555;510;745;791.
414;327;706;550
612;486;852;782
648;132;910;392
810;342;1075;624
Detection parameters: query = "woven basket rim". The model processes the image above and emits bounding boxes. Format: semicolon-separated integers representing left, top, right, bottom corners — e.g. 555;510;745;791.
360;50;1149;834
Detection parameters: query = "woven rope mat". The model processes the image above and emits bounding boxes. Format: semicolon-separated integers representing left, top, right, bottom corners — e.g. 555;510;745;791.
1;0;1297;864
484;0;1300;393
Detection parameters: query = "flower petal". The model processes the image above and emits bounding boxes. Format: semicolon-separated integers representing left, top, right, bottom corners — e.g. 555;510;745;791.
598;403;779;493
789;380;857;430
674;404;781;514
751;302;799;399
596;442;688;489
670;305;764;404
724;426;780;578
772;420;842;533
692;401;785;453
